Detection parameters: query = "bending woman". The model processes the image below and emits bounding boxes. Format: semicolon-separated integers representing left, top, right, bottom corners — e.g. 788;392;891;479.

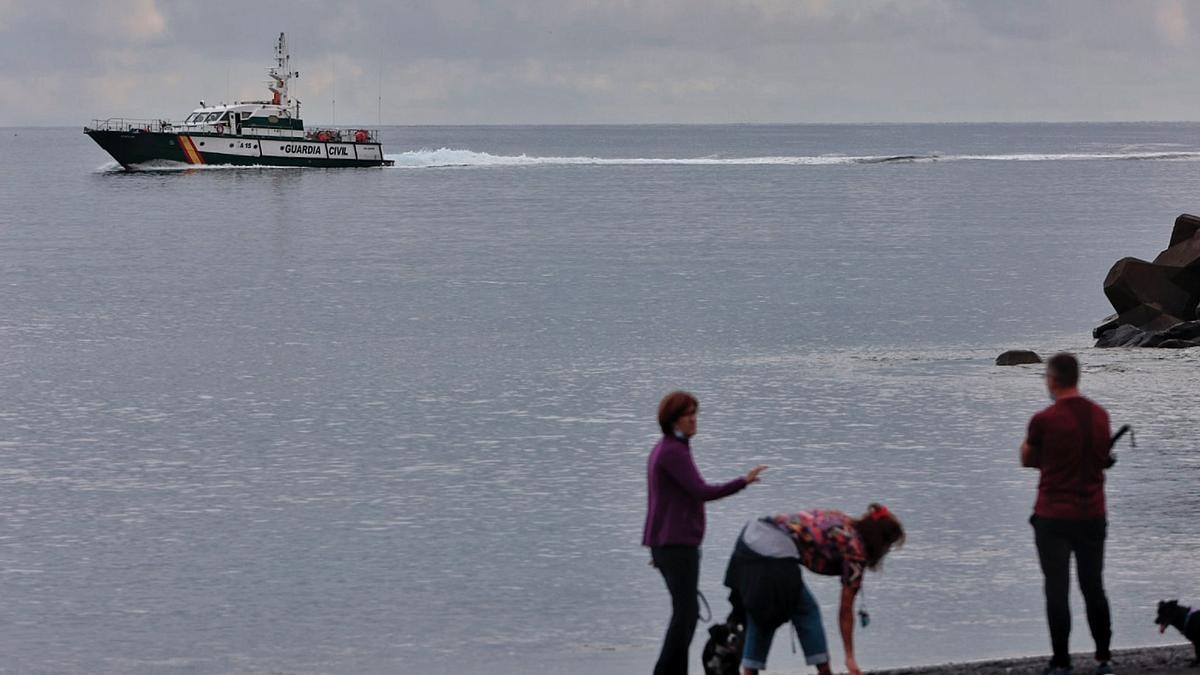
723;504;904;675
643;391;767;675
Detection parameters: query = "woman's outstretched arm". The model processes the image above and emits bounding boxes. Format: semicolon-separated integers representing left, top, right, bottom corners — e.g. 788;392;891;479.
657;445;750;501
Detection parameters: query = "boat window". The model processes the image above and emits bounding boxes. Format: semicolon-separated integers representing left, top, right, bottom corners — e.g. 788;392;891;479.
240;112;252;120
185;114;198;124
204;112;221;123
218;111;230;122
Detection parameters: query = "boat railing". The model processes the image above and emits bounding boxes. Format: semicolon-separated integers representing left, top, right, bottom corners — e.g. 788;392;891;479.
86;118;177;133
199;126;380;143
86;118;384;144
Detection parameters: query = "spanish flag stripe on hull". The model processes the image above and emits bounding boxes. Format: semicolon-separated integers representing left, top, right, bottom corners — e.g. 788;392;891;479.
177;135;204;164
176;135;192;163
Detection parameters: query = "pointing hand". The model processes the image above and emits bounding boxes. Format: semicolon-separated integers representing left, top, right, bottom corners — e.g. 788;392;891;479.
745;465;767;484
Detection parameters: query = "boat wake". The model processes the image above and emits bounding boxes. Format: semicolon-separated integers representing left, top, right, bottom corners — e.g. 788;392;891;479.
92;148;1200;173
383;147;1200;169
94;160;302;173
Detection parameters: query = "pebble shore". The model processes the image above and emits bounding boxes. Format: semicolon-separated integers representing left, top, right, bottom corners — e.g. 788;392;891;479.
867;644;1194;674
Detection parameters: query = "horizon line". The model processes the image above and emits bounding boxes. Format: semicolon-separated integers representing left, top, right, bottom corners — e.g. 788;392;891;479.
8;119;1200;129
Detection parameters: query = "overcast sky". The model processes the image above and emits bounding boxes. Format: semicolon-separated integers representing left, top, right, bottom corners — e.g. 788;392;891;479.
3;0;1200;126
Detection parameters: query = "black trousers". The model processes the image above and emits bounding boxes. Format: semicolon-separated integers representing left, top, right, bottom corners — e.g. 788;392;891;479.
651;545;701;675
1031;515;1112;667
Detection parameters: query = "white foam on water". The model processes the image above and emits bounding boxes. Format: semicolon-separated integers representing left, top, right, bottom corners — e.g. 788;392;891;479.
94;159;305;173
384;148;939;168
955;150;1200;161
93;148;1200;173
384;147;1200;169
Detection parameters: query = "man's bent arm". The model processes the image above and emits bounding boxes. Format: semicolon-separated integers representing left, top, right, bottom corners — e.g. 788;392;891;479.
1020;439;1039;467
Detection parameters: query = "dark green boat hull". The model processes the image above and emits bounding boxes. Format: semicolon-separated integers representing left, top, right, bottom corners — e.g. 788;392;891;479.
85;129;390;170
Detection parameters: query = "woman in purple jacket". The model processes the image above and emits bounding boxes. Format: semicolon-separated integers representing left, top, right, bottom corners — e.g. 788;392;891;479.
644;391;766;675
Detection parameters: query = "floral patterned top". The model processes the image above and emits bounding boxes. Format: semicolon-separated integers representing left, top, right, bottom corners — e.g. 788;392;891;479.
771;509;866;593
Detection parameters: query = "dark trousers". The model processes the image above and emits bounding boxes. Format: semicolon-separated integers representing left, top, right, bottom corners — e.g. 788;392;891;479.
1031;515;1112;667
651;545;700;675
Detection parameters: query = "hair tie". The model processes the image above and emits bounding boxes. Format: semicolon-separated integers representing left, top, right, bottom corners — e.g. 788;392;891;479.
870;505;892;521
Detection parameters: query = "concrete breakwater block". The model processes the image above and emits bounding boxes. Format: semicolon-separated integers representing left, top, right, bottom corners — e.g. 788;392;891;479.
1168;212;1200;247
1102;258;1200;318
1094;213;1200;349
1153;233;1200;269
995;350;1042;365
1097;318;1200;348
1093;304;1183;339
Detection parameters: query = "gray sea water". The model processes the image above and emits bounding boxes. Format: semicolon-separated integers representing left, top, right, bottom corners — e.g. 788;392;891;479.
1;124;1198;674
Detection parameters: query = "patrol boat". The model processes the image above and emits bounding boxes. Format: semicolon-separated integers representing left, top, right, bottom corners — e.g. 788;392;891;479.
85;33;392;170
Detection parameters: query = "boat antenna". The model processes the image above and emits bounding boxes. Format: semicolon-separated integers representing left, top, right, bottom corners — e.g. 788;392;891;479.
268;32;298;111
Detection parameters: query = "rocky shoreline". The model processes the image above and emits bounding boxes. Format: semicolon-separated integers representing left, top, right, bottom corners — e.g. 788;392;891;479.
867;644;1194;674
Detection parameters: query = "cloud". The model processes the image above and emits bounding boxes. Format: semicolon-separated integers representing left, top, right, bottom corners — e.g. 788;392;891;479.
95;0;166;41
1155;0;1191;48
3;0;1200;125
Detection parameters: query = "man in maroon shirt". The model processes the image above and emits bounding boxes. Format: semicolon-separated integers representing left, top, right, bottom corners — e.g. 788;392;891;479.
1021;353;1114;675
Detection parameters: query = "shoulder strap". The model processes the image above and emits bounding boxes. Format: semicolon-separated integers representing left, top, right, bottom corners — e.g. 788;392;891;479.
1064;401;1096;505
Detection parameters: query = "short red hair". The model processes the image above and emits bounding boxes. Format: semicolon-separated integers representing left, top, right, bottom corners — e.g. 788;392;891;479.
657;391;698;436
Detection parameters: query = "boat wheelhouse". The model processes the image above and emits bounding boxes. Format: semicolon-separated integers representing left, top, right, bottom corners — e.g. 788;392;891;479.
85;33;392;169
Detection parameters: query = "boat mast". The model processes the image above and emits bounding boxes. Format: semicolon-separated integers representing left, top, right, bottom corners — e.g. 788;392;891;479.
268;32;300;115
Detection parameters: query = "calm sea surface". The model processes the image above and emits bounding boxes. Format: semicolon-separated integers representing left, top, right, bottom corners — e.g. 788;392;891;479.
1;124;1198;674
